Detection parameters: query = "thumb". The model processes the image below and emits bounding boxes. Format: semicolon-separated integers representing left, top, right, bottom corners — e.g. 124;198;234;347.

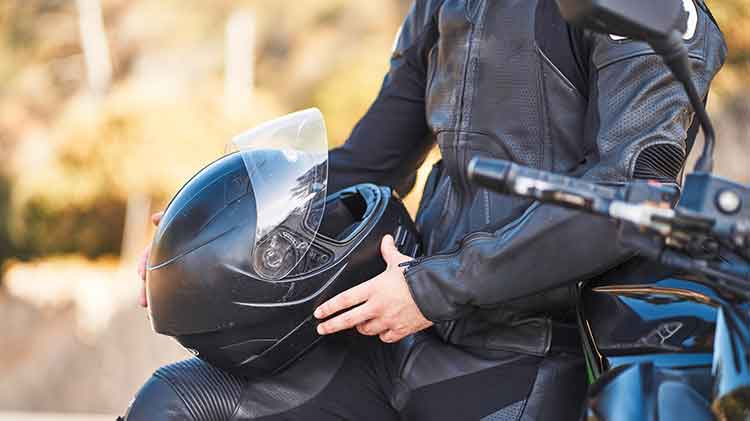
380;235;407;267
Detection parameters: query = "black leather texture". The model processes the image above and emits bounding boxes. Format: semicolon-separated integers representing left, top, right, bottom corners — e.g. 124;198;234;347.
328;0;727;357
121;358;241;420
123;331;585;420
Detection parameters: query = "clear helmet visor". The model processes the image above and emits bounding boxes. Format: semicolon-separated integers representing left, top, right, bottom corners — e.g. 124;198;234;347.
226;108;328;280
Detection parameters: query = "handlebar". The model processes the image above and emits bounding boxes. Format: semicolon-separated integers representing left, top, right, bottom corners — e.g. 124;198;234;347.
467;158;618;215
466;156;750;295
467;157;676;235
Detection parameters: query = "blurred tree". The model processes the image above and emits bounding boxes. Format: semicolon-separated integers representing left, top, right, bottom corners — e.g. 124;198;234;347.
13;196;126;259
224;9;256;117
0;175;13;277
704;0;750;97
0;0;746;261
76;0;113;97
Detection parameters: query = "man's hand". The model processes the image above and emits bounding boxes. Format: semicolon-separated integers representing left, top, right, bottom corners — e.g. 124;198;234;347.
314;235;433;343
136;211;164;308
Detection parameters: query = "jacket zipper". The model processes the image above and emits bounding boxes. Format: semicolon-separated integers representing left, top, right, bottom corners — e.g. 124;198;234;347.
401;230;494;273
403;200;542;275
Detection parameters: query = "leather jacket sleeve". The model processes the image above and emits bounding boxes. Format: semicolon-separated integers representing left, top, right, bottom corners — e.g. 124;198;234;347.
327;1;439;197
404;5;727;322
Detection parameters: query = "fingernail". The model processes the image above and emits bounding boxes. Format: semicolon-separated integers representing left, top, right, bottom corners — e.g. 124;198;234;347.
314;308;323;319
317;325;326;335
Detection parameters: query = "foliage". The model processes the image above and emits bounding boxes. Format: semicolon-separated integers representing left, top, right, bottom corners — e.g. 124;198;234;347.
703;0;750;97
0;175;13;275
12;196;126;260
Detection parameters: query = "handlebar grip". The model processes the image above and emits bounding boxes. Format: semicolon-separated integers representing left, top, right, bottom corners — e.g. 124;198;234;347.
467;157;619;213
466;157;513;193
468;157;587;196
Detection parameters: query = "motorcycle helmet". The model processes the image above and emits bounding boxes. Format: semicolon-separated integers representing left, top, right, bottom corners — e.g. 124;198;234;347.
146;109;421;377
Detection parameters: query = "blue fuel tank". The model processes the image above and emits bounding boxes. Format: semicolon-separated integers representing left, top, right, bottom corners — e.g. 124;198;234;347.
578;258;719;377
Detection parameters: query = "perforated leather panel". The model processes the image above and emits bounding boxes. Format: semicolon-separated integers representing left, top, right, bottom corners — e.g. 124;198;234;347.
480;399;526;421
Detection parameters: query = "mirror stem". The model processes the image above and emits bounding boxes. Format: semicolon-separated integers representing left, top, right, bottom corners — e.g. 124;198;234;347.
651;31;716;173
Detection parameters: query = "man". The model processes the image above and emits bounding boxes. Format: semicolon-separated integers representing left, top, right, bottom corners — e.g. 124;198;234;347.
127;0;726;419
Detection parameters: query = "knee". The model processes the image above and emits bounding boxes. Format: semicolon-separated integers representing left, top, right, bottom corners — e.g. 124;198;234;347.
120;358;245;421
121;374;194;421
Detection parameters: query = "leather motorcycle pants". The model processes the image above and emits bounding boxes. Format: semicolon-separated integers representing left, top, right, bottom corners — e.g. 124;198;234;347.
121;329;586;420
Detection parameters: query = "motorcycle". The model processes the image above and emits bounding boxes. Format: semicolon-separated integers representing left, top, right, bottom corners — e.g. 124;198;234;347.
467;0;750;419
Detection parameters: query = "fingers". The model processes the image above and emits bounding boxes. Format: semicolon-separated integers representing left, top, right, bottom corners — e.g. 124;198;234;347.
139;285;148;308
137;245;151;281
380;235;398;266
137;245;151;307
317;302;376;335
137;210;162;308
379;330;405;343
317;306;370;335
380;234;410;268
314;280;373;320
151;211;165;226
356;319;388;336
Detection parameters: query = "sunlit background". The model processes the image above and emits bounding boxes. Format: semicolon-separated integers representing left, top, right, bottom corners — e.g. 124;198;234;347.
0;0;747;418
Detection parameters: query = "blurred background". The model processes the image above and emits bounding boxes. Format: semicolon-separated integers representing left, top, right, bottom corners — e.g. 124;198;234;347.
0;0;747;418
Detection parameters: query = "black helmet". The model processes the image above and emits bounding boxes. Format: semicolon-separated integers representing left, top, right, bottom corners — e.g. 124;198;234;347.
146;109;421;377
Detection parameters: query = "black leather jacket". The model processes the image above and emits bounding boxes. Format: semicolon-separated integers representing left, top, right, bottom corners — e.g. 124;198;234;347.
328;0;726;356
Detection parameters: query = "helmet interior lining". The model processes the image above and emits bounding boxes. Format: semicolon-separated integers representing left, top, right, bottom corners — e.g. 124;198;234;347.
317;187;374;242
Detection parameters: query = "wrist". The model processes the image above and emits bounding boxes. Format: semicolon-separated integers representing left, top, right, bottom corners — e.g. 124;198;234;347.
403;264;467;323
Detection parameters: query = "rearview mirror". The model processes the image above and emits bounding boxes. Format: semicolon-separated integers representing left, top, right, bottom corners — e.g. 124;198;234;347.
554;0;719;176
555;0;684;41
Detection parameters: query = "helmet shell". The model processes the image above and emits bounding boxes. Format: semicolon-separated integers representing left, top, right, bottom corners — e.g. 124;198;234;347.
147;152;421;376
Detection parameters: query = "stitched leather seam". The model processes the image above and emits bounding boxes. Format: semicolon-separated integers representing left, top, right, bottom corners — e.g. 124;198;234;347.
596;50;705;72
536;47;585;98
535;43;550;171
